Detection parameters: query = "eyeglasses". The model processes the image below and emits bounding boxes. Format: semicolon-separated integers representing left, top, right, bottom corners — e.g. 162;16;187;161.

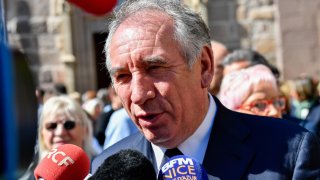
45;120;76;131
239;97;286;113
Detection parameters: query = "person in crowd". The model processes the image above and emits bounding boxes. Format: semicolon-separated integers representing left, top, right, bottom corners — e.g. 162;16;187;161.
220;49;302;123
35;84;66;121
91;0;320;179
101;85;117;113
97;87;111;111
39;95;98;158
289;75;320;137
35;86;45;120
208;40;229;95
289;75;319;119
103;108;139;149
317;80;320;97
222;49;280;79
82;98;104;123
81;90;97;104
53;83;68;95
81;98;104;152
20;95;98;180
95;87;123;146
82;98;105;151
278;80;305;125
219;64;284;118
69;91;82;104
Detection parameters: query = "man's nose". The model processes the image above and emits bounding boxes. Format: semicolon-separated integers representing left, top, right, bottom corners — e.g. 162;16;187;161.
130;74;155;105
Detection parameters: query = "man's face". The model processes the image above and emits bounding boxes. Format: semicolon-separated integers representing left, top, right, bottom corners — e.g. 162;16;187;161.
108;11;211;148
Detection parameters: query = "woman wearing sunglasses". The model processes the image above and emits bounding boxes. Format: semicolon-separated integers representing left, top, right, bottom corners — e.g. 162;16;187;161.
219;64;284;118
38;95;97;160
20;95;97;180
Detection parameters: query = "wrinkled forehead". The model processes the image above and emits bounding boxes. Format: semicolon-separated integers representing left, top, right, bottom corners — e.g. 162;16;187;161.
109;10;179;65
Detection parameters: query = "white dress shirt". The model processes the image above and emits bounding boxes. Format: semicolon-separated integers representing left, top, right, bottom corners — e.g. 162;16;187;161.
152;94;217;170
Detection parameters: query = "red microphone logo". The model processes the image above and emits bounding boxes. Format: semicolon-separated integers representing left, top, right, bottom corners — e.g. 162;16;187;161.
34;144;90;180
46;148;75;167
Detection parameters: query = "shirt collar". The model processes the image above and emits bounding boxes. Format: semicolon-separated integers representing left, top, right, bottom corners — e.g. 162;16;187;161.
152;94;217;169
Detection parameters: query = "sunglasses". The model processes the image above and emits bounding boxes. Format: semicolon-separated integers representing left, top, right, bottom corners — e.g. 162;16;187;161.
45;120;76;131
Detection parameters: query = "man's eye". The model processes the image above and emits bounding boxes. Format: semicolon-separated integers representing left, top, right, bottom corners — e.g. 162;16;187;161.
148;66;161;71
148;65;166;74
114;73;131;83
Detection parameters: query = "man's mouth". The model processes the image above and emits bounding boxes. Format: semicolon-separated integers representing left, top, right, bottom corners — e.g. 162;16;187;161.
137;113;163;128
138;114;158;121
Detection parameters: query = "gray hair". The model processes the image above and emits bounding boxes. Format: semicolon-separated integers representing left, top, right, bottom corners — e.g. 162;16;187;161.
104;0;211;80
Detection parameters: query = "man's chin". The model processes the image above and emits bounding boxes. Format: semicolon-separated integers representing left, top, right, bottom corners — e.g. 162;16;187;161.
145;133;178;148
145;133;168;145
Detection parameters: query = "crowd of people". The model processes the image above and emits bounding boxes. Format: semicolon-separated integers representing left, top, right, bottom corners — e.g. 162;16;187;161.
19;0;320;179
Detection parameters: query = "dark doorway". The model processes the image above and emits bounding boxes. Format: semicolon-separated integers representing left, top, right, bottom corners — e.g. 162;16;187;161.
93;33;111;89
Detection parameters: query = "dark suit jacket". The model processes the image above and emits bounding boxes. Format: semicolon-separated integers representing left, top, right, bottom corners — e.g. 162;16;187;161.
92;96;320;179
304;98;320;138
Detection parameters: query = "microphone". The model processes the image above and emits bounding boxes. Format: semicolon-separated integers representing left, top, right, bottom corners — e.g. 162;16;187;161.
90;149;156;180
34;144;90;180
67;0;117;16
158;155;209;180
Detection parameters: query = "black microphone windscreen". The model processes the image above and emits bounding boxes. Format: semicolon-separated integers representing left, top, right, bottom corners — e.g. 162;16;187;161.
90;149;156;180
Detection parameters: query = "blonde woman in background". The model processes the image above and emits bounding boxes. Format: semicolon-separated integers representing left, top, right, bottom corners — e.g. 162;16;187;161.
38;95;97;159
20;95;97;180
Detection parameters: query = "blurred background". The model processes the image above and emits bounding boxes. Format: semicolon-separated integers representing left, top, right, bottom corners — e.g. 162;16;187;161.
1;0;320;179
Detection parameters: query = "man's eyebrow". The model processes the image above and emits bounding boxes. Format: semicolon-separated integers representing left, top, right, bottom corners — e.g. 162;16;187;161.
109;67;125;76
109;57;167;75
143;56;167;65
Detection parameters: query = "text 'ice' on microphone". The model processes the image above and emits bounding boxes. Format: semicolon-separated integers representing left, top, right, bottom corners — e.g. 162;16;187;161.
158;155;209;180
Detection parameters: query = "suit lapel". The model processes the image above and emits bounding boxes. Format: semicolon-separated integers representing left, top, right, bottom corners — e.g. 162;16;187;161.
203;96;256;179
132;134;159;172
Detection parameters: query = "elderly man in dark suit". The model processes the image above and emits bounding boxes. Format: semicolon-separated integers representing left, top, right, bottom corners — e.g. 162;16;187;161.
91;0;320;179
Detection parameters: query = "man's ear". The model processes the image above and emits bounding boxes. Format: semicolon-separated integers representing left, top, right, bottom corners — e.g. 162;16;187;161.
200;45;214;88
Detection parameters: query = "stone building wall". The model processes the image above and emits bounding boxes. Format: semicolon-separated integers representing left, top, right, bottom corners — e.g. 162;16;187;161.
207;0;241;50
207;0;320;79
236;0;276;64
207;0;276;64
276;0;320;79
6;0;75;91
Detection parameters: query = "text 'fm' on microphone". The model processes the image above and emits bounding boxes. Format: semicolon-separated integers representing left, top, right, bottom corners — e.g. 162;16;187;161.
67;0;117;16
34;144;90;180
158;155;209;180
89;149;156;180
